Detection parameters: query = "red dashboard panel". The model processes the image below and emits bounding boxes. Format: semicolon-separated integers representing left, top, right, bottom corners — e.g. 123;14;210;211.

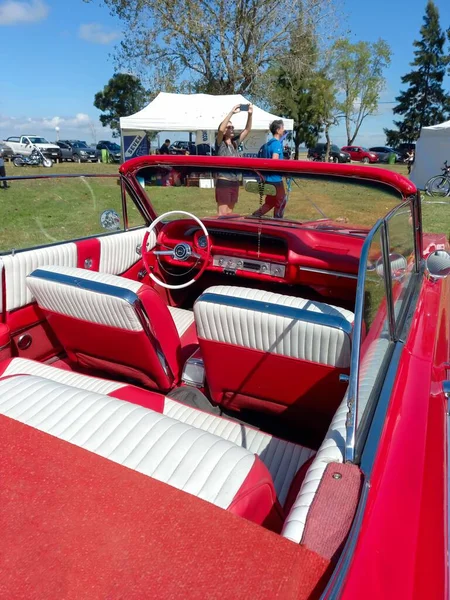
156;217;364;303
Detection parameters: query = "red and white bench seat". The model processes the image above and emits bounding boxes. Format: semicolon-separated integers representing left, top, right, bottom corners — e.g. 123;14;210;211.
0;373;281;528
0;358;315;507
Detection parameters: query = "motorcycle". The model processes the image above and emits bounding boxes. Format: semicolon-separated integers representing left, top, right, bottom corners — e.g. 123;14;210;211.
13;145;53;168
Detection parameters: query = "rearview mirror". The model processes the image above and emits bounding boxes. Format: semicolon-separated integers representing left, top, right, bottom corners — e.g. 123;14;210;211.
244;181;277;196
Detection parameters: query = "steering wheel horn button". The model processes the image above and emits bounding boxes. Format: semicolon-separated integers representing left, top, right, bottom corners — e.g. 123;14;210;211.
173;242;192;261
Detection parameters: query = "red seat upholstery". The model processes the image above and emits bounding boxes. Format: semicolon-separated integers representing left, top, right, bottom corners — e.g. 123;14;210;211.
26;266;197;392
194;286;355;430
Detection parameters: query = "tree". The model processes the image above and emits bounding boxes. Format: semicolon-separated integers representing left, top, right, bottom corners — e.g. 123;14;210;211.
94;73;149;137
385;1;450;146
271;28;340;159
332;39;391;145
84;0;337;98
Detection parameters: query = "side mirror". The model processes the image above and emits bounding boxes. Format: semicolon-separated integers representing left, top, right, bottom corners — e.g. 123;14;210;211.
100;209;121;231
244;181;277;196
426;250;450;281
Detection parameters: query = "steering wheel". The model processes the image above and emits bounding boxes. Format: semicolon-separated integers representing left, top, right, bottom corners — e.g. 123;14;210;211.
142;211;211;290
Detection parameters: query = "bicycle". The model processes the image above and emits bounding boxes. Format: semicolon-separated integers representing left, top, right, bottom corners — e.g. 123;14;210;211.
425;160;450;197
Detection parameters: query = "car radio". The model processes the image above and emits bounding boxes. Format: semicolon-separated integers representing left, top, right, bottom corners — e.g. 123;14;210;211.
213;255;286;278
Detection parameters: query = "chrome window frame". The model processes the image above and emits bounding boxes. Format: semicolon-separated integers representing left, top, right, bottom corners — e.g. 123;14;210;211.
345;196;421;464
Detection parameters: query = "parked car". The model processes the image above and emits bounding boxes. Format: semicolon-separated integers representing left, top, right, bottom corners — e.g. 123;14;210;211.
2;135;61;162
0;141;14;160
395;142;416;161
307;143;351;163
57;140;98;163
369;146;402;163
96;141;122;163
341;145;379;163
1;156;449;598
170;141;215;156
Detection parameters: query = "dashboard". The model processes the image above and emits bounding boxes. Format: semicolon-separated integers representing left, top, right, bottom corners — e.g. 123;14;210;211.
157;218;365;302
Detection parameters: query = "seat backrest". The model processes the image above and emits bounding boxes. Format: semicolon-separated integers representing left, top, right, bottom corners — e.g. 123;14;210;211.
26;265;182;391
0;374;280;529
193;285;354;429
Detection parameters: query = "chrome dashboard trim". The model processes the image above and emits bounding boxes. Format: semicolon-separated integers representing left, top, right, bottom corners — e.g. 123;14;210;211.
198;292;353;335
299;266;358;280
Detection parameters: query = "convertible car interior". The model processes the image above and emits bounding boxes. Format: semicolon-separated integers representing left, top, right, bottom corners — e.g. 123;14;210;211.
1;155;449;598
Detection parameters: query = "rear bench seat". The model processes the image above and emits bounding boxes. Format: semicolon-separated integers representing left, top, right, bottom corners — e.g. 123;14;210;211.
0;373;282;530
0;358;315;508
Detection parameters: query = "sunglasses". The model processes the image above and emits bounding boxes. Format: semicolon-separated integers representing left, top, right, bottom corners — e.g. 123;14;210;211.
226;125;234;129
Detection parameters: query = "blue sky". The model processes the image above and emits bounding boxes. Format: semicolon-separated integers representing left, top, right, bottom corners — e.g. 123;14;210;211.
0;0;449;146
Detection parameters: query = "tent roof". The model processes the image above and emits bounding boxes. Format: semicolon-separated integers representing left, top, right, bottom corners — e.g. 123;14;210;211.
120;92;294;132
420;120;450;134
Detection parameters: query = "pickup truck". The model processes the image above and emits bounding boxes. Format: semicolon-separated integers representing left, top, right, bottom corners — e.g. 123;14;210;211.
2;135;61;162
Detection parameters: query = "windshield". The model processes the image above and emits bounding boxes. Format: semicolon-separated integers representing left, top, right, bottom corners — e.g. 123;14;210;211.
331;145;340;152
28;137;49;144
135;165;403;229
73;141;89;148
106;142;120;151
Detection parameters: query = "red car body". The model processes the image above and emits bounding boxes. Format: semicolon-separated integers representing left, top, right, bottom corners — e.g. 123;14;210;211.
341;145;379;163
0;156;448;599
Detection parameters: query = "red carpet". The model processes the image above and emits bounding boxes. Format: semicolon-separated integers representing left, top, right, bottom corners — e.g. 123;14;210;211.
0;415;329;599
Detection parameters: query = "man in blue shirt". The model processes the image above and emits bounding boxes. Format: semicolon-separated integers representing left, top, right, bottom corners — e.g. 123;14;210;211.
252;119;286;218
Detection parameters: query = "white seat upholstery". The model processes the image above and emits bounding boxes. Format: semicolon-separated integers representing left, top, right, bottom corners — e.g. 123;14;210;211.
26;265;197;391
163;398;314;505
0;358;314;506
194;285;354;368
193;285;354;427
0;229;149;314
0;375;277;522
281;336;390;543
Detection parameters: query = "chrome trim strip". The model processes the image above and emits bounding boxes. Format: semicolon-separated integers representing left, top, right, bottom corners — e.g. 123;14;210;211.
380;222;396;341
344;219;384;463
299;266;358;280
198;292;353;335
31;269;139;305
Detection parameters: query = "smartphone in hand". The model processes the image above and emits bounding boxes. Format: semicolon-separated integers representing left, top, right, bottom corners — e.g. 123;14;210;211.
239;104;250;111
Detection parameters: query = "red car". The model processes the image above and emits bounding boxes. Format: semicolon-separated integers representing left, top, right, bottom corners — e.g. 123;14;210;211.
341;145;379;163
0;156;449;599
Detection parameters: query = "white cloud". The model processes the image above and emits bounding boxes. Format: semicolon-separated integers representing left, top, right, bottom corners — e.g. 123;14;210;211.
0;0;48;25
0;113;112;143
78;23;120;45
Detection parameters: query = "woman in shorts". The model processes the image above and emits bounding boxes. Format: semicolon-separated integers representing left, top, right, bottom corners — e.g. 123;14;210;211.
215;104;253;215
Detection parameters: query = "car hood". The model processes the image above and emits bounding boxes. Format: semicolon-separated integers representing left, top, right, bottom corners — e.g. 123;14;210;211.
35;144;60;150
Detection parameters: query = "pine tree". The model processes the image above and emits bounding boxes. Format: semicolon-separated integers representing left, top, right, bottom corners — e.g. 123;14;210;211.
384;0;450;146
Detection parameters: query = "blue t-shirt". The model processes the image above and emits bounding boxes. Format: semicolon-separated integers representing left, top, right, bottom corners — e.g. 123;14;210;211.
265;138;283;183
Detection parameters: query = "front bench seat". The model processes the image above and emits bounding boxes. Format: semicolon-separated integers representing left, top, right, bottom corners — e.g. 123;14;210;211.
0;374;282;530
26;266;197;392
194;285;354;431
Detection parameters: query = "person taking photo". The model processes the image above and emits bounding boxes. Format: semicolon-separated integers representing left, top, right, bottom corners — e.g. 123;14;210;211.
215;104;253;215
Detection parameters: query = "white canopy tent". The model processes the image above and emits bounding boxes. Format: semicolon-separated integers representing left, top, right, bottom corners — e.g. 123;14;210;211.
410;120;450;189
119;92;294;159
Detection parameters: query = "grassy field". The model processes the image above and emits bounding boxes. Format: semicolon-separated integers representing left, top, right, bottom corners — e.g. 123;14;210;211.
0;160;448;253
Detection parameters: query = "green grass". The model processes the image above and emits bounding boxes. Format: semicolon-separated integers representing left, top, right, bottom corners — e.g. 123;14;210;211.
0;160;448;254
